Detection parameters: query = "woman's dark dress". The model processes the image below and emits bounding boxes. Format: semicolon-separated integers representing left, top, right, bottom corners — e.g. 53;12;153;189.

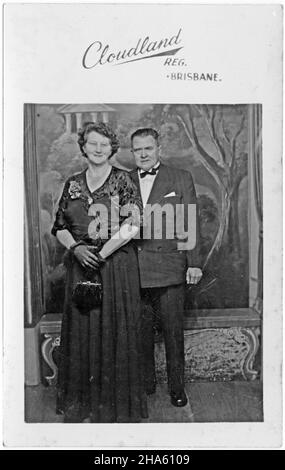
52;167;148;422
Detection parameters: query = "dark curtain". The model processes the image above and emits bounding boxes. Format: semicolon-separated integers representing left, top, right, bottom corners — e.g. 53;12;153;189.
249;104;263;314
24;104;45;326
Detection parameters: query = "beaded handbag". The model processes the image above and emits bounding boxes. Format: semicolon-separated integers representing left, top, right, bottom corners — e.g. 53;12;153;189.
72;269;103;313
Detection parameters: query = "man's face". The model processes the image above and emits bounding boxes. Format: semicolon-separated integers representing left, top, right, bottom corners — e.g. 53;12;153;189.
131;135;160;171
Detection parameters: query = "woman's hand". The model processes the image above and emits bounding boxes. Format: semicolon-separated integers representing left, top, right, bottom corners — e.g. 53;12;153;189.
73;245;103;270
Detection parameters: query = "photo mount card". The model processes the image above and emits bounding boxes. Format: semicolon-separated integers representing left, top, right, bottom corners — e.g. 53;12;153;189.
3;3;283;448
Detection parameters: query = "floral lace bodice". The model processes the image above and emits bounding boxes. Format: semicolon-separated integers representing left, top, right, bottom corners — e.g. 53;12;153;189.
51;167;142;247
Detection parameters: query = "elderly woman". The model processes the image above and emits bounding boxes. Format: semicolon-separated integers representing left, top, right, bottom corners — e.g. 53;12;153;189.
52;121;147;423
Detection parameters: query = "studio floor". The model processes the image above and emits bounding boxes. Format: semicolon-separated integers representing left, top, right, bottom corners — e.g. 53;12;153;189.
25;380;263;423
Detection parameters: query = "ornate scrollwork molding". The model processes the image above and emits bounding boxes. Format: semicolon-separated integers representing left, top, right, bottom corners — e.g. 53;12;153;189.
155;326;260;382
41;333;61;386
240;327;260;380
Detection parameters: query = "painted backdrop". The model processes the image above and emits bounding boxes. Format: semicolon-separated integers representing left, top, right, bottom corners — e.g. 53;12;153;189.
36;103;249;313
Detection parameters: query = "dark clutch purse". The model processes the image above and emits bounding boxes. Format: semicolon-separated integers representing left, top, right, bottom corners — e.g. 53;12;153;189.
72;269;103;314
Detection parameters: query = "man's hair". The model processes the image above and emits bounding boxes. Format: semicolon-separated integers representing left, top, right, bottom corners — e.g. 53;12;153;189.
131;127;159;145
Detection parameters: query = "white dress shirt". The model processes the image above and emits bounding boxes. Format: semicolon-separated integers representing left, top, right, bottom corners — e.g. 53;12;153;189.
138;163;160;207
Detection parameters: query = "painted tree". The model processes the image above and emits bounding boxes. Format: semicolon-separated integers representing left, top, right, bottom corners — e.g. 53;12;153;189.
148;104;248;266
40;170;63;215
36;105;65;171
39;133;86;297
46;133;86;179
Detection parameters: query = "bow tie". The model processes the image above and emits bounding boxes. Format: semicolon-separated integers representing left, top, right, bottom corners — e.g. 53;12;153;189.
139;167;159;179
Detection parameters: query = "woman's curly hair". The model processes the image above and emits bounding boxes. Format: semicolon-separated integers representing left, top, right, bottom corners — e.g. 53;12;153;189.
78;121;120;158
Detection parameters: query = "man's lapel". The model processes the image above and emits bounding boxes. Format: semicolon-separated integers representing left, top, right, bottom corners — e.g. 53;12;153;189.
147;164;173;205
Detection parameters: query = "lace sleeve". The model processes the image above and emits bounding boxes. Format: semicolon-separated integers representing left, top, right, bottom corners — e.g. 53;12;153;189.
118;172;143;227
51;179;71;236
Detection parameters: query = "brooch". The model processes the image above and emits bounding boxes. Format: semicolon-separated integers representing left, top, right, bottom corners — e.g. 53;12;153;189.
68;180;82;199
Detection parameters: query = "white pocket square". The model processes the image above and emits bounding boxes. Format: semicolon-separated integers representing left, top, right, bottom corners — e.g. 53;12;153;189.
164;191;177;197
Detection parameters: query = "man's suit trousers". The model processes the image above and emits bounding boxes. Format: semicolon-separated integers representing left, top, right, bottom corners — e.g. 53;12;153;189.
141;283;185;394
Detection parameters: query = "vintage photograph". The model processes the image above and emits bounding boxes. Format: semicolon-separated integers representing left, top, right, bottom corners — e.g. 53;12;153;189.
24;102;263;424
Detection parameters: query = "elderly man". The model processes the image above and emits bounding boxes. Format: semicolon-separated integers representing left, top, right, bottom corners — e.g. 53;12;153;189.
130;127;202;407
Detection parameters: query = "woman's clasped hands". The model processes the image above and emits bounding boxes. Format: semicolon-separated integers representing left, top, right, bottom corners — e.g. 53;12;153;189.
73;244;105;270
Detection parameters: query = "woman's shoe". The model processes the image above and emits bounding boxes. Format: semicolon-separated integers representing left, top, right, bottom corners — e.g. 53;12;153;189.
146;383;156;395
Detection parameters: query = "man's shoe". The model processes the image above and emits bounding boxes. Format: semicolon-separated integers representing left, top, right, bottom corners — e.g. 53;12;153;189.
170;390;188;407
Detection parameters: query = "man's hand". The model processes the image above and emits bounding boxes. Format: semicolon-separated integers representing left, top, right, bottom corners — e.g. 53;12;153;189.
186;267;203;285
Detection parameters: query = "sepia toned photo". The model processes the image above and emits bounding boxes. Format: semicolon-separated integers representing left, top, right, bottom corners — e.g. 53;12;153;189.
3;3;282;448
24;102;263;424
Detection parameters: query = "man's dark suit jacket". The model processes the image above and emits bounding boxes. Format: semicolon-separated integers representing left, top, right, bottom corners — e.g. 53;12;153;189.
130;164;201;288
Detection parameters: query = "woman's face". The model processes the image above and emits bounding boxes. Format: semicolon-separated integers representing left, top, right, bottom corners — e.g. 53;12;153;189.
83;131;112;165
